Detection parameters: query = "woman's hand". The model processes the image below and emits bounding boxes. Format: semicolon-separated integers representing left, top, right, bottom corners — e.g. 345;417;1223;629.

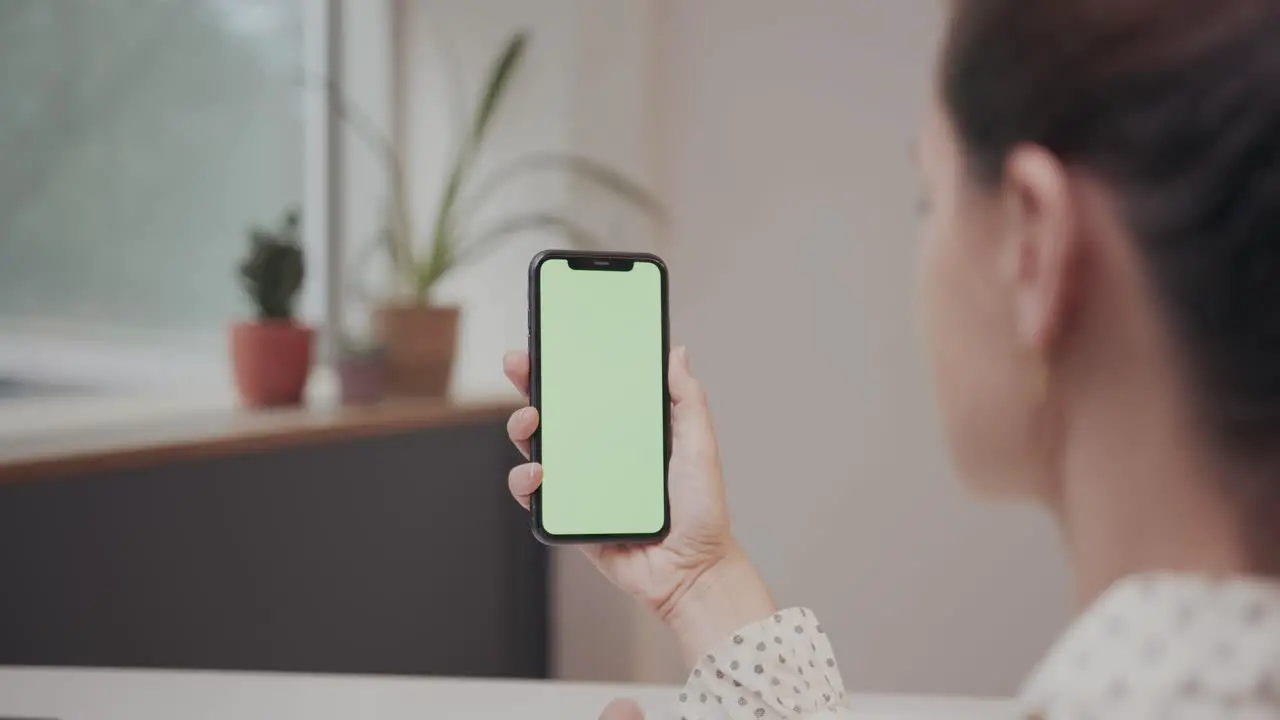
503;347;776;662
598;699;644;720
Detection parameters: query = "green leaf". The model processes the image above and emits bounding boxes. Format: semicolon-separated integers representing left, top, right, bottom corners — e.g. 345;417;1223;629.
297;70;418;292
471;32;527;145
309;74;398;173
458;152;665;230
414;248;451;297
422;31;528;301
452;212;606;271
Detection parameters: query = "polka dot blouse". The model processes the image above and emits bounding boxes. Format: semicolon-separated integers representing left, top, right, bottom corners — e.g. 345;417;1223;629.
672;574;1280;719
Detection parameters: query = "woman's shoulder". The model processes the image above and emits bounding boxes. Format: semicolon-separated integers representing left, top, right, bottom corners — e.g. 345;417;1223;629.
1019;573;1280;716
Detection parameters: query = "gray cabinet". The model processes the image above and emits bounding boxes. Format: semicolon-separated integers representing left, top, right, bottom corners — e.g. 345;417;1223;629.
0;417;547;678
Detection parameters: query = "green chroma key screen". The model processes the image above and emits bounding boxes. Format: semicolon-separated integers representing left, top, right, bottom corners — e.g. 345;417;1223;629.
537;258;666;537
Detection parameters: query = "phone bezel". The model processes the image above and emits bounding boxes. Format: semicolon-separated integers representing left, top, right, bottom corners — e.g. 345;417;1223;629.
526;249;673;545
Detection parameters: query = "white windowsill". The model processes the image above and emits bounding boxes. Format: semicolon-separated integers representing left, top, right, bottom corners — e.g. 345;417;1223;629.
0;319;339;439
0;318;227;388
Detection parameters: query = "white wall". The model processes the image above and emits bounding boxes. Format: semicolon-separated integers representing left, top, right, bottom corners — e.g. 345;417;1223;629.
400;0;1074;696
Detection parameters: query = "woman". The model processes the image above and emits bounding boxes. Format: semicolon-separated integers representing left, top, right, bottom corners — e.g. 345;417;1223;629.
506;0;1280;717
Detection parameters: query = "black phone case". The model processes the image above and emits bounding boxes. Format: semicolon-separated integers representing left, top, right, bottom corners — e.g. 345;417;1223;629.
527;249;672;546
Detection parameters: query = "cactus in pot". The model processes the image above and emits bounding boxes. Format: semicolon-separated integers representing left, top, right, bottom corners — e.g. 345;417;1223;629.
230;209;315;408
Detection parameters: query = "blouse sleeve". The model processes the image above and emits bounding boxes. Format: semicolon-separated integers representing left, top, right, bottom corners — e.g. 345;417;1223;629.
672;607;854;719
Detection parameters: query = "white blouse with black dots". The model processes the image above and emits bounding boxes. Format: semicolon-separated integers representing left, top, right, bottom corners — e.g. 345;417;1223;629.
671;574;1280;719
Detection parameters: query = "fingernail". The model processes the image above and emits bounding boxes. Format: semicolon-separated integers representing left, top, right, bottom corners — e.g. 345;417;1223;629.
678;346;691;371
521;407;535;422
529;463;541;480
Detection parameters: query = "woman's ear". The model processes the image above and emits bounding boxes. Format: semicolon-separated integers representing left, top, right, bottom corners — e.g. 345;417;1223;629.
999;144;1081;357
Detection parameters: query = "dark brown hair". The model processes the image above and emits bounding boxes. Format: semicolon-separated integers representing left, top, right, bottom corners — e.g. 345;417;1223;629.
942;0;1280;552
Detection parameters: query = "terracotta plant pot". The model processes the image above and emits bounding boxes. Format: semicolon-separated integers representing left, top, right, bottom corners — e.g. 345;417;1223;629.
229;321;314;408
375;304;460;399
337;350;387;407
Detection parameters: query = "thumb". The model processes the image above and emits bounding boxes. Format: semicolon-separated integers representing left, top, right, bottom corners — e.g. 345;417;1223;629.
599;698;645;720
669;346;707;412
669;347;716;449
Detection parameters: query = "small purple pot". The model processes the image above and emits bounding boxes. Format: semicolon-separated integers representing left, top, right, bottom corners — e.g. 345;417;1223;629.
337;352;387;406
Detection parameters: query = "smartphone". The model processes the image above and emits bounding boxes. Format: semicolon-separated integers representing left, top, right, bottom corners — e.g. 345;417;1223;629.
527;250;671;545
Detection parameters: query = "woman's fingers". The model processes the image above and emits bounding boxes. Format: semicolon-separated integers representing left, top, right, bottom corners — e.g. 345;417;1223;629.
599;699;645;720
503;349;531;397
504;352;539;510
507;406;539;459
508;462;542;510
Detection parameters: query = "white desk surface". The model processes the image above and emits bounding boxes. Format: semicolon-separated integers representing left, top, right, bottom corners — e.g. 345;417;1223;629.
0;667;1012;719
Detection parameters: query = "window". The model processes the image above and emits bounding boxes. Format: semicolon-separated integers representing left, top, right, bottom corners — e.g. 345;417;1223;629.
0;0;331;395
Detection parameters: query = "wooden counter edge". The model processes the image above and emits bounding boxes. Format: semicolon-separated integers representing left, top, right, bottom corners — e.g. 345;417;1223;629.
0;400;520;485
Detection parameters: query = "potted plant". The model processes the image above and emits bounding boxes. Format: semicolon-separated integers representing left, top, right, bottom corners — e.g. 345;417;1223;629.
231;209;313;408
336;332;387;407
328;31;662;398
